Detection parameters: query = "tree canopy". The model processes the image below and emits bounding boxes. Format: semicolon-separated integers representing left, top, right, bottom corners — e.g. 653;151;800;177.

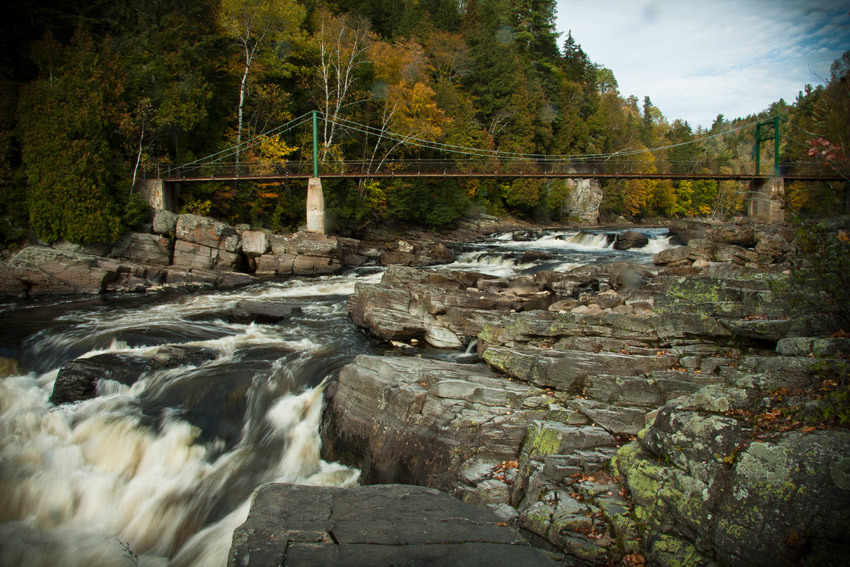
1;0;847;244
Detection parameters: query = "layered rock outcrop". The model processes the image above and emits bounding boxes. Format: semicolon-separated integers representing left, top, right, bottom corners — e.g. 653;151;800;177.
328;222;850;565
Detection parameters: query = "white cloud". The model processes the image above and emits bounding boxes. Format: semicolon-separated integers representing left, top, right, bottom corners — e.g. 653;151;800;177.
555;0;850;128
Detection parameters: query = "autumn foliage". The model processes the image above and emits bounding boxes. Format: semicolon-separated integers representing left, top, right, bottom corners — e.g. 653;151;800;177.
1;1;848;242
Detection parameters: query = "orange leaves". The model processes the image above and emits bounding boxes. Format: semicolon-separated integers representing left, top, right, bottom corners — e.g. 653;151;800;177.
491;460;518;485
492;460;518;474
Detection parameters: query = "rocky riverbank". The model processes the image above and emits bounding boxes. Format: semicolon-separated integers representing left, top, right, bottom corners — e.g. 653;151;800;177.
8;213;848;566
0;211;491;299
321;219;850;566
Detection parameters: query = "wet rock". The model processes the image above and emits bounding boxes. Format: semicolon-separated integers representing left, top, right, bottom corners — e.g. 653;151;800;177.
0;267;28;298
293;255;342;276
380;242;456;266
227;300;303;324
521;250;554;263
347;275;525;346
613;230;649;250
165;267;257;289
0;356;19;377
51;345;217;405
254;253;296;277
228;483;559;567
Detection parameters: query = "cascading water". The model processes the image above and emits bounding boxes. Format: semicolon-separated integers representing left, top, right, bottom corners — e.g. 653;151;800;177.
0;228;676;566
451;227;674;276
0;272;382;567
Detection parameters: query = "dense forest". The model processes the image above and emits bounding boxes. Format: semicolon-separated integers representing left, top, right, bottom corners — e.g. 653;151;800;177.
0;0;848;245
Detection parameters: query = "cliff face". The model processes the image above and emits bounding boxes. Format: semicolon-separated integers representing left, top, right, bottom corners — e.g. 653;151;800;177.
322;221;850;566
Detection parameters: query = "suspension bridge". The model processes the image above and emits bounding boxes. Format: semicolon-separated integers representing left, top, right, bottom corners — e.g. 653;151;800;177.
138;112;845;232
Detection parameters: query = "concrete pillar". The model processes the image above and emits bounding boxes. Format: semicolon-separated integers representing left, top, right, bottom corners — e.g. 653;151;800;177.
135;179;180;212
306;177;326;234
747;177;784;224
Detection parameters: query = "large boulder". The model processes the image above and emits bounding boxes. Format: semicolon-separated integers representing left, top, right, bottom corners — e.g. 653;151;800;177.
152;209;178;236
228;483;558;567
240;230;270;257
380;241;456;266
614;384;850;567
270;232;341;258
175;213;240;252
268;232;343;276
347;266;555;348
51;345;217;405
110;232;172;266
226;300;302;324
321;355;551;495
613;230;649;250
172;240;219;270
8;246;120;295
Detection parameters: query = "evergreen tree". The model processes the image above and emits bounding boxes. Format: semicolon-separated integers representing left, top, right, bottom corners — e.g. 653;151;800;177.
18;29;125;244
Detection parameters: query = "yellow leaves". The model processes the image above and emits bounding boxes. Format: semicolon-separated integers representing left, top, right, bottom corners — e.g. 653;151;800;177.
361;180;387;213
255;134;298;161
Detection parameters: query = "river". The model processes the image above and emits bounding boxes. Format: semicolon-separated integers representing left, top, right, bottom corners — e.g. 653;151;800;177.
0;228;671;567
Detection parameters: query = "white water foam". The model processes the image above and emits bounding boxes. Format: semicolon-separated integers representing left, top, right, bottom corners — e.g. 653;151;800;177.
0;364;357;567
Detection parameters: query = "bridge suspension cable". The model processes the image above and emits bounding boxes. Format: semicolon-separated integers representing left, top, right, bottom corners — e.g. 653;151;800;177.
325;114;761;162
179;112;315;168
178;111;767;171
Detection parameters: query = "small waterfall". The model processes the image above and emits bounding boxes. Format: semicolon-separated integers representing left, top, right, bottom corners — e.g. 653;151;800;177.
0;274;373;567
551;231;615;249
635;234;674;254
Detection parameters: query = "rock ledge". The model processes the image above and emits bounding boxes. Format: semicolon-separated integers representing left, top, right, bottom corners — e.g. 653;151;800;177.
228;483;557;567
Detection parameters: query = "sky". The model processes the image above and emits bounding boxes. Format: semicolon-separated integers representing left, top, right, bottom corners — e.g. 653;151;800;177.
554;0;850;130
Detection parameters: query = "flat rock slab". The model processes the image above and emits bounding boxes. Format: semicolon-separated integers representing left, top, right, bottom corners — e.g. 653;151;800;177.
229;483;558;567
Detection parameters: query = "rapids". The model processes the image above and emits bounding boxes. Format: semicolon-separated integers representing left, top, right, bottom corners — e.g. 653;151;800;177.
0;228;672;567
